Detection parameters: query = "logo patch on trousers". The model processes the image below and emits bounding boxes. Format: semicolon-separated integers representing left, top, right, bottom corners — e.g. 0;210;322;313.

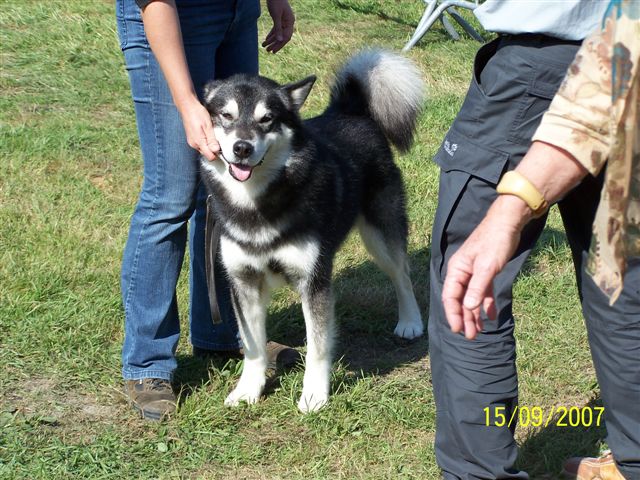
444;139;458;157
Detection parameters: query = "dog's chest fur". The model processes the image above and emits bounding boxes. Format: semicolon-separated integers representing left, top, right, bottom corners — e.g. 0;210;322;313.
220;232;320;289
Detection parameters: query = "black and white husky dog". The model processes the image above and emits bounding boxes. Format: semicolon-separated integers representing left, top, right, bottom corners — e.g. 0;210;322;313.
200;50;425;412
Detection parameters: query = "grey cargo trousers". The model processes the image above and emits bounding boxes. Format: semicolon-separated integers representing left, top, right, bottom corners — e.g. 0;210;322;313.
429;34;640;479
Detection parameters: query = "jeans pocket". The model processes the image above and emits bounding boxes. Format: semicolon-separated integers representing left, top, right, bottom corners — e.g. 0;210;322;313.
116;0;147;51
115;0;129;50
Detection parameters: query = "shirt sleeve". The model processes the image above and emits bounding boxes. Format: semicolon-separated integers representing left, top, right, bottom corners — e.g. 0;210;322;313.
532;21;614;176
135;0;155;9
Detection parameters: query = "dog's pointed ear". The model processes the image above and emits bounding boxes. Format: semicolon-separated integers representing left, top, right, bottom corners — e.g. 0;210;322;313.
203;79;222;109
282;75;316;111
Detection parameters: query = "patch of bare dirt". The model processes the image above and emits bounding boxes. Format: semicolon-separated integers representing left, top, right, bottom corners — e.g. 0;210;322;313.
2;376;123;425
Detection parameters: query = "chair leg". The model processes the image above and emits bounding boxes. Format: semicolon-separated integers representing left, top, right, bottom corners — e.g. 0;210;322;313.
447;7;483;42
441;13;460;40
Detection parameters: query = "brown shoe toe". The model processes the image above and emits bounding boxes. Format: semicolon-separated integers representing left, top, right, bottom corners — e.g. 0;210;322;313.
125;379;176;421
562;451;625;480
266;341;302;370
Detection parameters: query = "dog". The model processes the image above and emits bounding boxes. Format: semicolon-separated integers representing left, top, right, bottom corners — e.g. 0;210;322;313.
200;50;425;413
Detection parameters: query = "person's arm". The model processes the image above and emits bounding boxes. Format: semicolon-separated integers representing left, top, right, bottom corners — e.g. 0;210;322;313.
140;0;219;160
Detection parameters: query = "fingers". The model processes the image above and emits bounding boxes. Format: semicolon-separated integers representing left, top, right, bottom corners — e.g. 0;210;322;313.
462;306;480;340
443;252;497;340
202;122;220;161
194;119;219;161
187;126;220;162
442;256;472;335
462;263;496;312
198;143;217;162
262;27;292;53
263;2;294;53
483;296;497;321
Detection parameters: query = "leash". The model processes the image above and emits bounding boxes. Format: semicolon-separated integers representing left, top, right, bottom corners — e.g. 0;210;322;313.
205;195;223;324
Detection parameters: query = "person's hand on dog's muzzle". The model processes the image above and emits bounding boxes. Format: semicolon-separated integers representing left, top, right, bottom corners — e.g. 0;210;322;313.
178;98;221;161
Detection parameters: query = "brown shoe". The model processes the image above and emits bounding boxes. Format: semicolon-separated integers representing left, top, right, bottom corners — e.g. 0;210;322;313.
193;341;301;370
562;451;626;480
265;341;301;371
125;378;176;421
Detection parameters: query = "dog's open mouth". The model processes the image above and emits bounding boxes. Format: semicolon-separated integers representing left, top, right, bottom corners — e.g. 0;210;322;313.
219;151;266;183
228;163;254;182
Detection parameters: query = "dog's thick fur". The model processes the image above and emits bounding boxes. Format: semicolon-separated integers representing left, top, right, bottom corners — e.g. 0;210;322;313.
200;50;425;412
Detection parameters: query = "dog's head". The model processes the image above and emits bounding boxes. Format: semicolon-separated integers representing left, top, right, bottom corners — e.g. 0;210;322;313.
202;74;316;184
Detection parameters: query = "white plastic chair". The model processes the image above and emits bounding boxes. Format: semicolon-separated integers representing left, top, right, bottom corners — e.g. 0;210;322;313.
403;0;483;51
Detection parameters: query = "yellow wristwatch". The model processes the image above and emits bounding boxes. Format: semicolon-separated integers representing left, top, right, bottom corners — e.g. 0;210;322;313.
496;171;549;218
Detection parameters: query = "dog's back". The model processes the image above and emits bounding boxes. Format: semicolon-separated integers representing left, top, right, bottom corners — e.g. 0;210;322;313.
300;50;425;249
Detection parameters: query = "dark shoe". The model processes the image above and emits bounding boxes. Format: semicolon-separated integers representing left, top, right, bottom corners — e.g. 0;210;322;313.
562;451;625;480
265;341;301;370
125;378;176;421
193;341;301;370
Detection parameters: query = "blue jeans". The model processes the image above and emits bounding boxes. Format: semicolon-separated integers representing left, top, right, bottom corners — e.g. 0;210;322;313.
116;0;260;381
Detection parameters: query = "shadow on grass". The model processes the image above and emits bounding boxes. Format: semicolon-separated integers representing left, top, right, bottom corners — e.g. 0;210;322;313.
266;247;431;377
517;397;606;478
173;246;431;397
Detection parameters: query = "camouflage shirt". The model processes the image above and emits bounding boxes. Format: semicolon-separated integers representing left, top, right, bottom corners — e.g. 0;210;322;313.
532;0;640;304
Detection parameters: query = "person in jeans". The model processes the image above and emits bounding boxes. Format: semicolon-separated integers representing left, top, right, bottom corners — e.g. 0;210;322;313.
116;0;296;420
427;0;611;477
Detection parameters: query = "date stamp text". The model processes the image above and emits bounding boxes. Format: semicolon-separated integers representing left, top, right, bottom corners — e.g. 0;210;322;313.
484;406;605;428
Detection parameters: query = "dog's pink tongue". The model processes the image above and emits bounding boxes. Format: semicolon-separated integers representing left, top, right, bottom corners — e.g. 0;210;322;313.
230;164;253;182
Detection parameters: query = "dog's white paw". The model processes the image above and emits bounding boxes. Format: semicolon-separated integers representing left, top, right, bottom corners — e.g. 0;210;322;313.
394;320;424;340
297;391;328;413
224;382;264;407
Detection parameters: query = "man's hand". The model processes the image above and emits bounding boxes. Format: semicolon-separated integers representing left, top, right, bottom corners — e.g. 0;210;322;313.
442;196;531;339
263;0;295;54
178;99;220;161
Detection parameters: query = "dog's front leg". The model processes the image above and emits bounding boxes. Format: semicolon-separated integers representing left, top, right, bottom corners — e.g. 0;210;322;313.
298;283;335;413
224;279;269;407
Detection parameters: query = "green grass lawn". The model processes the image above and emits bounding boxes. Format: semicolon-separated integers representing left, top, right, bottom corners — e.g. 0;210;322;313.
1;1;605;478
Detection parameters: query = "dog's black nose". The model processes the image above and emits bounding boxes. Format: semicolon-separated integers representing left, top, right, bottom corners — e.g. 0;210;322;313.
233;141;254;159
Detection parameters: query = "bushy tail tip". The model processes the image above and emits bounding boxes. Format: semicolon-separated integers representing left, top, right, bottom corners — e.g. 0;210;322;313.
330;49;425;152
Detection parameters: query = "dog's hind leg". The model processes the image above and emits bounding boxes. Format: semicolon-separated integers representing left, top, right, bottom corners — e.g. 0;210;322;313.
224;277;270;407
298;278;336;413
357;216;424;340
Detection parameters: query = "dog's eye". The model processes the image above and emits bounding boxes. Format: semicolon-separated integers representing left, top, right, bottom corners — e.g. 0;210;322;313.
259;114;273;124
221;112;233;121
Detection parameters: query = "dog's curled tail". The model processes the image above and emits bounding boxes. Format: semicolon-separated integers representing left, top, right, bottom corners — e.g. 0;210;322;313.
330;49;425;152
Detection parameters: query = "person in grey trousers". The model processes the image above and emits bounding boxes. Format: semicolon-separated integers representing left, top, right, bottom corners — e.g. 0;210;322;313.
426;1;639;478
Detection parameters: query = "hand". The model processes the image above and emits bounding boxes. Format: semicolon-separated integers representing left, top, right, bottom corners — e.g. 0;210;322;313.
442;196;531;339
263;0;295;54
177;99;220;161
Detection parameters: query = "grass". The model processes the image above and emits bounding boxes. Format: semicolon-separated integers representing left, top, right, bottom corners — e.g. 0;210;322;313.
1;0;605;478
